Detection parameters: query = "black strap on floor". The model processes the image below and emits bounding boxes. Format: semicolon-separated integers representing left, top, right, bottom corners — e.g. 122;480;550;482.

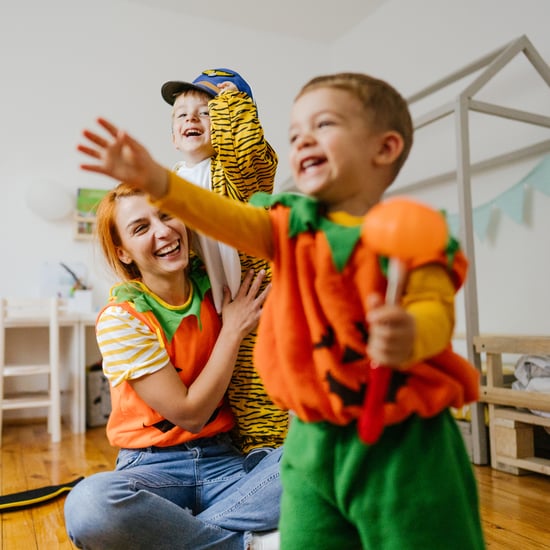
0;477;84;513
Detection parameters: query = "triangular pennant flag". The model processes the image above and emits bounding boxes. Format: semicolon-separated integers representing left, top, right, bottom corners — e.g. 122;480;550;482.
472;203;494;241
446;213;460;237
524;155;550;196
439;155;550;243
494;182;525;224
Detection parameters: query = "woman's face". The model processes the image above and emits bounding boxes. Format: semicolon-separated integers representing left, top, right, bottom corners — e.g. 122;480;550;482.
114;194;190;281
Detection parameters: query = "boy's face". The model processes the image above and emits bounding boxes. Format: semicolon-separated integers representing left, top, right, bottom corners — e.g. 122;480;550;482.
289;87;383;215
172;91;215;166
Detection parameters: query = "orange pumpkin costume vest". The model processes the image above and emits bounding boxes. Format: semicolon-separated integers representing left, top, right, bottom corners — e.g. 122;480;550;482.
250;193;479;430
100;269;234;449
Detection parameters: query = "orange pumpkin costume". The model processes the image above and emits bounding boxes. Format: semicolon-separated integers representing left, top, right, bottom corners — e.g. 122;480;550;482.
152;174;485;549
251;193;479;427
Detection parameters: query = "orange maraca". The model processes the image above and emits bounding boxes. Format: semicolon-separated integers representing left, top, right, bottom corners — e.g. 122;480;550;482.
358;196;450;444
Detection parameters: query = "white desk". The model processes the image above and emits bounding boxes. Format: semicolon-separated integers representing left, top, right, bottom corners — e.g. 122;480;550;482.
4;310;100;434
75;312;100;433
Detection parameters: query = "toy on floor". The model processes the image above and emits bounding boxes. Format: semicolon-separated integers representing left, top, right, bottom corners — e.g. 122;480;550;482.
0;477;84;513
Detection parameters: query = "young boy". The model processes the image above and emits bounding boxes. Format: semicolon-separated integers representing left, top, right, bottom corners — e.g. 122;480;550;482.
78;72;485;549
161;68;288;459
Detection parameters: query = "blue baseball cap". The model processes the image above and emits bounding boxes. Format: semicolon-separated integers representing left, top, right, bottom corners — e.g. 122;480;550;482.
161;68;253;105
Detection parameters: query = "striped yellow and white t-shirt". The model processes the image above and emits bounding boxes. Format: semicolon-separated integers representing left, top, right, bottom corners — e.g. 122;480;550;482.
96;305;170;387
94;274;235;449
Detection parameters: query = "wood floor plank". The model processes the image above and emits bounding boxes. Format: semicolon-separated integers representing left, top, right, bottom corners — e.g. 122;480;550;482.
22;431;72;548
1;423;116;549
1;428;39;550
474;465;550;548
3;422;550;548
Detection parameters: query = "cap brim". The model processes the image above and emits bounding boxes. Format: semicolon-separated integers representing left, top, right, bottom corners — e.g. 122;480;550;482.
161;81;216;105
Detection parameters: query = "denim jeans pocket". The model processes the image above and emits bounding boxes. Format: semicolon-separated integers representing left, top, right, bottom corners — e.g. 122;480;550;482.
116;449;146;470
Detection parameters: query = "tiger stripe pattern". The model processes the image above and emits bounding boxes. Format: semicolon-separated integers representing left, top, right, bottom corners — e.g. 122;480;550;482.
208;90;289;453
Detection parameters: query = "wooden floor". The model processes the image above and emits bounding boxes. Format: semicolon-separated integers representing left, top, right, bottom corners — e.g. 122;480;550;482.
2;422;550;549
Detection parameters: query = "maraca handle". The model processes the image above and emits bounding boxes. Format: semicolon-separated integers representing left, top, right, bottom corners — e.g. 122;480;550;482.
358;363;392;444
358;258;405;444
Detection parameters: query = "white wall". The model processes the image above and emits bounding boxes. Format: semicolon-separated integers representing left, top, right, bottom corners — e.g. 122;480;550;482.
1;0;549;338
0;0;326;305
331;0;550;337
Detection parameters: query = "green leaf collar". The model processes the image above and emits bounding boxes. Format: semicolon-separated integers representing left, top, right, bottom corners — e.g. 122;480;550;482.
250;192;361;272
110;259;211;343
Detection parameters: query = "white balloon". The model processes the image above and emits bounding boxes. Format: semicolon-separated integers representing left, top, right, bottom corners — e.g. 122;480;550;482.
26;180;73;221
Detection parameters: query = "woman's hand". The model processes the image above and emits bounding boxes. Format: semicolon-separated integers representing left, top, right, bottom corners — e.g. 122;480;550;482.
221;269;270;340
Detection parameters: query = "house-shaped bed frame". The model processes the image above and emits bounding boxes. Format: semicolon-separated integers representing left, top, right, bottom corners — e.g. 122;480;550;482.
398;35;550;465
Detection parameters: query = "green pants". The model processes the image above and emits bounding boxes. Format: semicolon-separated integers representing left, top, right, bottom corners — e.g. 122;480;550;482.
280;411;485;549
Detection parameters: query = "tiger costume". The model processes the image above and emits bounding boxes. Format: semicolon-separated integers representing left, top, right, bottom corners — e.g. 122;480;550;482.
163;70;289;454
208;88;289;453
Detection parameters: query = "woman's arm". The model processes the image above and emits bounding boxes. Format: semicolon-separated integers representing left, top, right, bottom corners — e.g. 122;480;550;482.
111;270;268;433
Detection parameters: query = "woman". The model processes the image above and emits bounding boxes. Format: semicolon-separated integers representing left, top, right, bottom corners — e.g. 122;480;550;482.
64;183;281;550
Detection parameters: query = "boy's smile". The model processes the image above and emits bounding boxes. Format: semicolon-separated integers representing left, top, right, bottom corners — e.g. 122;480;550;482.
172;91;215;166
289;87;381;215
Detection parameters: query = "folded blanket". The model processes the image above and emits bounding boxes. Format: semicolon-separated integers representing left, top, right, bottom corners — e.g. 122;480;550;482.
513;355;550;419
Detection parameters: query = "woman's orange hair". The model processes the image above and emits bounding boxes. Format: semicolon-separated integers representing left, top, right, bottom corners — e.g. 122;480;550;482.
95;182;143;281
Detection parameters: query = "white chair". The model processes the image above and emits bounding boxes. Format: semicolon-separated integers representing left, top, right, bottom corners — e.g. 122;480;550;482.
0;297;62;444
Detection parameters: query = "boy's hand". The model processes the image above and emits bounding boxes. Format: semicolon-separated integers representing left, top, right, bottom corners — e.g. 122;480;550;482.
216;81;238;93
78;117;168;200
366;293;415;368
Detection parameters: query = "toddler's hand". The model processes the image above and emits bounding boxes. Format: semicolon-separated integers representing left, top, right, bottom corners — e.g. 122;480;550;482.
366;293;415;368
78;118;168;200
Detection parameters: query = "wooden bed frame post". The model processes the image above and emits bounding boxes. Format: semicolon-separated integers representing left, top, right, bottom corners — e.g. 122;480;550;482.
396;35;550;465
455;95;488;464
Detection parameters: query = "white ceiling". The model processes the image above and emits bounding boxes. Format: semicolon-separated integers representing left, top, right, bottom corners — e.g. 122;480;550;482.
128;0;386;43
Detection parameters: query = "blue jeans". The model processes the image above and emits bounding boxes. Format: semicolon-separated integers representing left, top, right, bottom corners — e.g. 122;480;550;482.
64;434;282;549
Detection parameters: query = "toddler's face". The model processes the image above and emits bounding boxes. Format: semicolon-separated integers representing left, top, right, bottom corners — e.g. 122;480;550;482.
288;87;379;215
